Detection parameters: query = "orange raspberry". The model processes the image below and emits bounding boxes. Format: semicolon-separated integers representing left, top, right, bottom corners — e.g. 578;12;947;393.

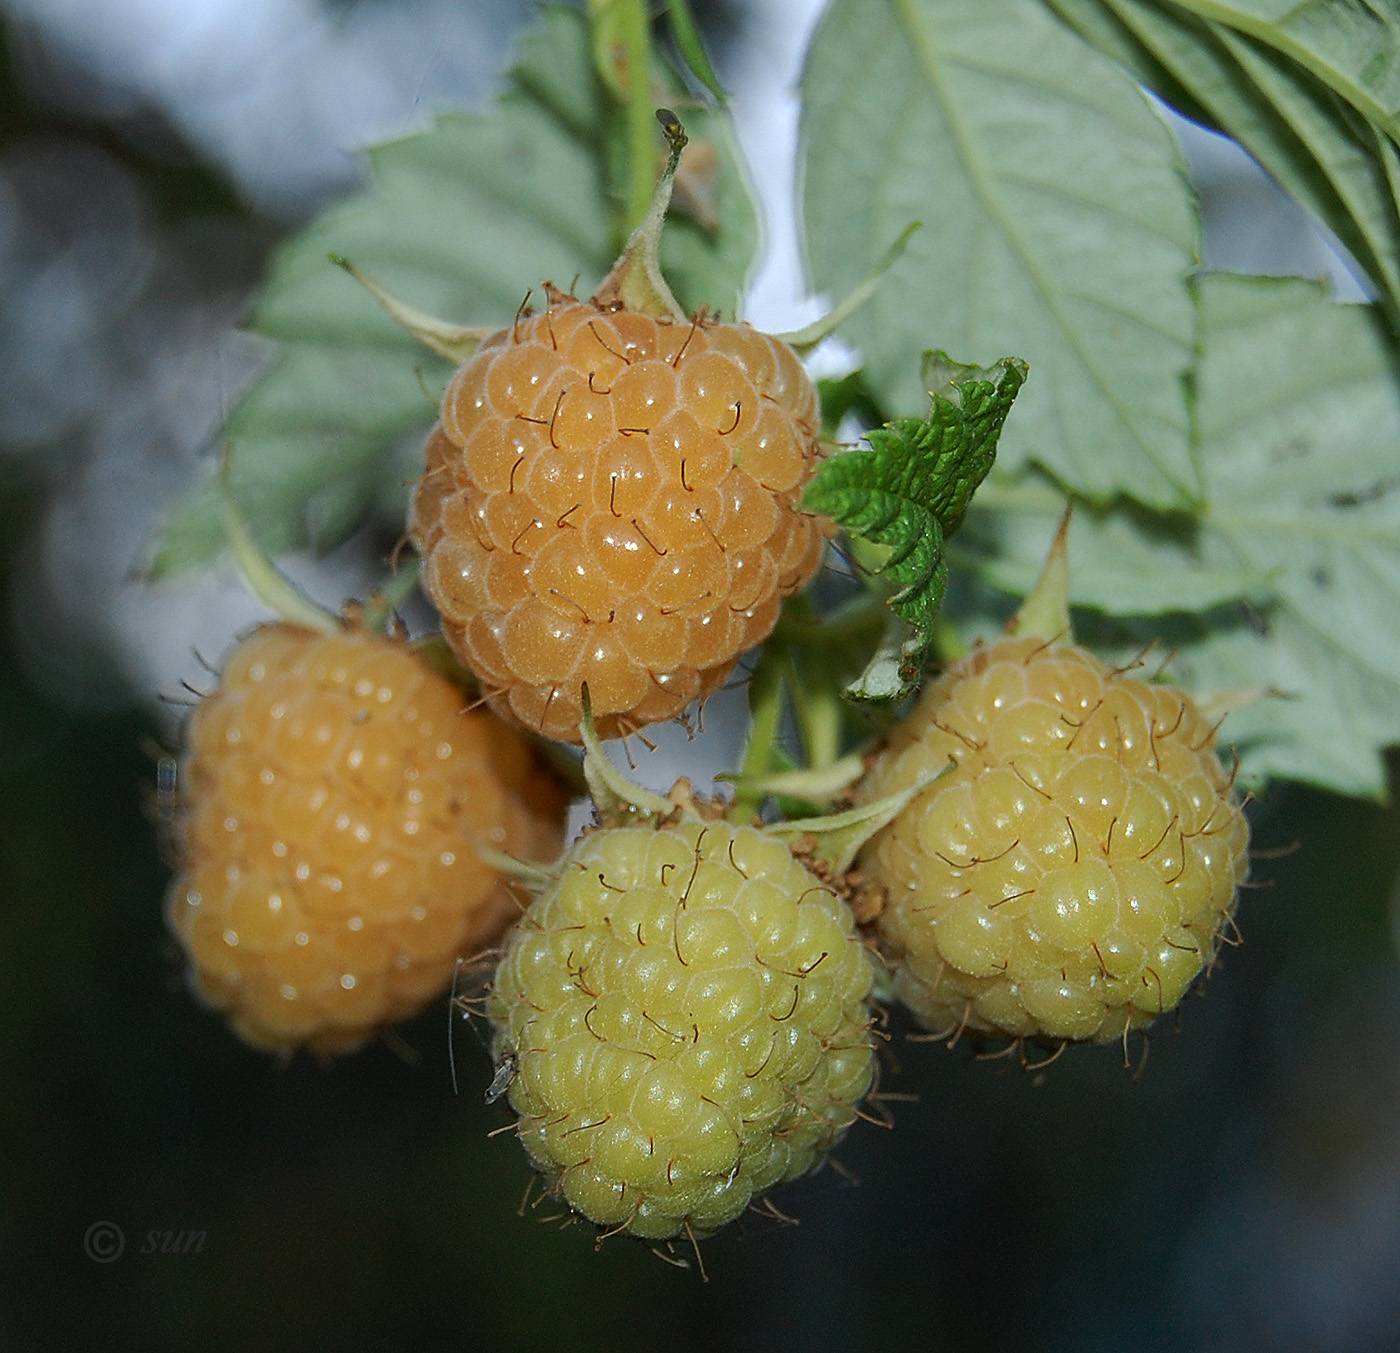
855;635;1249;1046
409;296;827;741
166;621;569;1054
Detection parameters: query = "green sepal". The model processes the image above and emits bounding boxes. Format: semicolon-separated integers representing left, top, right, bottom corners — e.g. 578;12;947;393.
579;687;676;825
720;753;867;814
591;109;688;318
475;847;556;892
1011;504;1073;643
766;767;951;875
218;448;340;638
328;255;496;365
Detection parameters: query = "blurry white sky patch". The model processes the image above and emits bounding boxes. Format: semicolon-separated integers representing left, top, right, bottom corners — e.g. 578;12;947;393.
3;0;528;215
1168;109;1372;304
0;0;533;731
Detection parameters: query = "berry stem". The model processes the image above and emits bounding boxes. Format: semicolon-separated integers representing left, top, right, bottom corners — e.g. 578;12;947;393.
362;559;422;633
586;0;657;236
772;594;888;652
789;652;844;772
728;619;870;818
775;598;865;771
591;109;688;319
730;647;787;822
622;0;657;233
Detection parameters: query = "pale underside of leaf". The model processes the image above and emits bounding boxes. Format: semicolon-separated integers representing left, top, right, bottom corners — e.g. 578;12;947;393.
149;4;757;577
955;477;1270;614
954;273;1400;798
801;0;1201;508
1043;0;1400;323
1160;0;1400;136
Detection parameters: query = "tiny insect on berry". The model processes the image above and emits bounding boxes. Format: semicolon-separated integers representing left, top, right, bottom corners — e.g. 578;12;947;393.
167;620;569;1054
487;817;876;1241
855;632;1250;1047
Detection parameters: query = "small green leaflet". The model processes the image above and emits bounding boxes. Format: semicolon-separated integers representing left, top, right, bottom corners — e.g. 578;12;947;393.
804;353;1028;701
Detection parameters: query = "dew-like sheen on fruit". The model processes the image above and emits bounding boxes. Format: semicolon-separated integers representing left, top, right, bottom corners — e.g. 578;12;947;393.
488;820;875;1240
410;298;828;742
167;622;568;1053
856;635;1250;1044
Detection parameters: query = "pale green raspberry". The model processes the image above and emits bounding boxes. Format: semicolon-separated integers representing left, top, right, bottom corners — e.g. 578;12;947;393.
856;634;1249;1046
488;818;875;1241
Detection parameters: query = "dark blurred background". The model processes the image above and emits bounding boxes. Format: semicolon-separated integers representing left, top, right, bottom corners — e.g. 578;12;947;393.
1;2;1398;1350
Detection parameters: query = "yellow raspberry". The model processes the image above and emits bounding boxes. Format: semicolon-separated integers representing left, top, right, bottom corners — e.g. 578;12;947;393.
855;634;1249;1045
166;621;569;1054
409;297;827;742
488;819;875;1241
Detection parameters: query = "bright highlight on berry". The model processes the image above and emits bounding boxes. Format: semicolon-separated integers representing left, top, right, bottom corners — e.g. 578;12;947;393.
855;633;1250;1046
488;818;876;1241
167;621;568;1053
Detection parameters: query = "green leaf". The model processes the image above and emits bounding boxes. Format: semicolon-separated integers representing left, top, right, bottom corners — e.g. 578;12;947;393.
1043;0;1400;325
956;474;1272;614
665;0;727;102
148;4;757;578
816;371;887;437
1160;0;1400;137
800;0;1201;508
958;275;1400;799
805;354;1027;699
